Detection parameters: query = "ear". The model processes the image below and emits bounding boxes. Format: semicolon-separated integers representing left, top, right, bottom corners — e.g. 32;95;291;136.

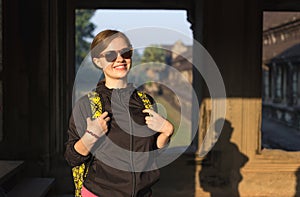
93;57;103;69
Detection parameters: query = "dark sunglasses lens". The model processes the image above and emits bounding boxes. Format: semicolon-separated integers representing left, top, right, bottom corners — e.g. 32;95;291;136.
103;48;132;62
104;51;118;62
121;49;133;59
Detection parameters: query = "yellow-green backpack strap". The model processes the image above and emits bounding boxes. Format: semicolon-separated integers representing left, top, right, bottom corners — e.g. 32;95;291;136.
88;91;102;119
137;91;153;110
72;163;86;197
72;91;102;197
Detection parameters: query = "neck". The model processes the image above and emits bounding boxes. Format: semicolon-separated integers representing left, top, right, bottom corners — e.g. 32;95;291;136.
105;78;128;89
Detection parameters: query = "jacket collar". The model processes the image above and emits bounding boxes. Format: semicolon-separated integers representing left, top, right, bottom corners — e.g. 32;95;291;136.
95;80;136;95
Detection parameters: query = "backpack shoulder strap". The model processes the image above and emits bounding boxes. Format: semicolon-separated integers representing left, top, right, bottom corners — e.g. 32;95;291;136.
72;91;101;197
137;91;153;110
88;91;102;119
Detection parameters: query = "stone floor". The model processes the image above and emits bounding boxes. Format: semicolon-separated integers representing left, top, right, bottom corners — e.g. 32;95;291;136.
152;154;196;197
262;117;300;151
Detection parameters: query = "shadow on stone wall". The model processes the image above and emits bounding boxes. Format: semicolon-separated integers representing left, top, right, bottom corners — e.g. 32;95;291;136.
295;167;300;197
199;119;249;197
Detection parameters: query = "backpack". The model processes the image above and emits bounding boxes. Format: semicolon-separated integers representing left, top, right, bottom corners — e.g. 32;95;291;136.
72;90;153;197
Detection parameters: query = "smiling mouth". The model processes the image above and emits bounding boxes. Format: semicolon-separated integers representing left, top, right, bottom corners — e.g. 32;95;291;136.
113;64;127;70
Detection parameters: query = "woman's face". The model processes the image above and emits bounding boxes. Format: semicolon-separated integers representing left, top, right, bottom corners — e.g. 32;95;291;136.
93;37;132;82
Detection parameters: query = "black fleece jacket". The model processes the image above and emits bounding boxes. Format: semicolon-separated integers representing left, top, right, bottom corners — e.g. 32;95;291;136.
65;81;160;197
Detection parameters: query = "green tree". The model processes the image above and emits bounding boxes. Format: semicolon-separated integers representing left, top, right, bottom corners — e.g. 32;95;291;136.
75;9;96;71
140;45;167;90
141;45;166;64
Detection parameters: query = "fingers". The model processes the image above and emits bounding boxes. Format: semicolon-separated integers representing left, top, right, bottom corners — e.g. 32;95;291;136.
104;116;110;122
143;109;159;123
86;113;109;138
90;111;110;122
145;116;151;125
143;109;168;132
142;109;156;117
99;111;109;119
142;109;152;114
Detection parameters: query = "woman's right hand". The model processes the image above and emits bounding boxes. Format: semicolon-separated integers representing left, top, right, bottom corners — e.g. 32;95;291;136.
74;111;110;156
86;111;110;140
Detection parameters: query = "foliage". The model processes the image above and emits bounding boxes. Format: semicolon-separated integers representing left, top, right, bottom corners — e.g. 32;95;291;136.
141;45;166;65
75;9;96;71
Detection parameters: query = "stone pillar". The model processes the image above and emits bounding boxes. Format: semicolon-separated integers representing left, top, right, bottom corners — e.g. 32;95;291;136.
195;0;300;196
273;63;282;103
262;67;270;101
288;62;298;106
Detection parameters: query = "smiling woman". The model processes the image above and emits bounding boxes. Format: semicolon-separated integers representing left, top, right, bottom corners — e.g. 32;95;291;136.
74;9;195;152
65;29;174;197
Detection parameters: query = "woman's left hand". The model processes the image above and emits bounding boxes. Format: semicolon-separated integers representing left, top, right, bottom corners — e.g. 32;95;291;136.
143;109;174;137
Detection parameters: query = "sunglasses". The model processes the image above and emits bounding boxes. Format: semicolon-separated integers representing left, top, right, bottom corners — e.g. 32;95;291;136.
99;47;133;62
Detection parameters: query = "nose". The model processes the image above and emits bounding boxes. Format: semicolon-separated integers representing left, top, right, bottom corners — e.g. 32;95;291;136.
115;52;124;62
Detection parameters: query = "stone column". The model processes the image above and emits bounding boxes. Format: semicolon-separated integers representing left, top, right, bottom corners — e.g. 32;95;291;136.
289;62;298;106
262;66;270;101
273;62;282;103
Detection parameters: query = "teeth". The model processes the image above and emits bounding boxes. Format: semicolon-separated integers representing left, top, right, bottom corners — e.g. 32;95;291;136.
114;65;125;68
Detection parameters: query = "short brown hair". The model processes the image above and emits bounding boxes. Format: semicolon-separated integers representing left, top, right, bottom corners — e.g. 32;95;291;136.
90;29;132;59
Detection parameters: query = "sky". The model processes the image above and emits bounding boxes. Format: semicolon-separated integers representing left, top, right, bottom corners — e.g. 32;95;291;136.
90;9;193;47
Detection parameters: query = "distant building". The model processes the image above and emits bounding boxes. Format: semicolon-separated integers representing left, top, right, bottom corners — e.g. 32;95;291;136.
262;13;300;129
158;40;193;110
144;40;193;92
162;40;193;83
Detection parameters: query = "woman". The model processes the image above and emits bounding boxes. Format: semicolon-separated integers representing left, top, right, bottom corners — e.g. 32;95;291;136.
65;29;174;197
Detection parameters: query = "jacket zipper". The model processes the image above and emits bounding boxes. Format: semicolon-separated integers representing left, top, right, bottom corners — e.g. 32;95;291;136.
129;112;136;197
117;90;136;197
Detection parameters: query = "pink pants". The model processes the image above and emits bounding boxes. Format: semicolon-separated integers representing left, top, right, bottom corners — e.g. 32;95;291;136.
81;186;98;197
82;186;153;197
